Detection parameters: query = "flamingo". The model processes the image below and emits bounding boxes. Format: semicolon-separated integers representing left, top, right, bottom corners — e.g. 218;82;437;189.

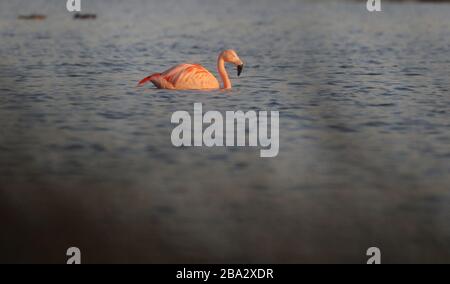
137;49;244;90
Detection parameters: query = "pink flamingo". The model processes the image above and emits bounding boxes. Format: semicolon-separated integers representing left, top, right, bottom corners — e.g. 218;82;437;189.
137;49;244;90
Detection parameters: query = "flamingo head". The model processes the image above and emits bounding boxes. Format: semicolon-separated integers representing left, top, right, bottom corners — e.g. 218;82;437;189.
221;49;244;76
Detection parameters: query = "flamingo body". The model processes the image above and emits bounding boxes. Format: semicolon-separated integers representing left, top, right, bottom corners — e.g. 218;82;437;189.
139;63;219;90
138;50;244;90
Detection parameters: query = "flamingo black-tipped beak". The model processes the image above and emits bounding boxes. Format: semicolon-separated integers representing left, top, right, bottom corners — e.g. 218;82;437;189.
237;64;244;77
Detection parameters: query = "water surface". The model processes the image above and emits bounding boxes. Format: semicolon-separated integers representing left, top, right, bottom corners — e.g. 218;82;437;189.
0;0;450;263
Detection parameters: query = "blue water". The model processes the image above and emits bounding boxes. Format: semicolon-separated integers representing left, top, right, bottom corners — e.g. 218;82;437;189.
0;0;450;263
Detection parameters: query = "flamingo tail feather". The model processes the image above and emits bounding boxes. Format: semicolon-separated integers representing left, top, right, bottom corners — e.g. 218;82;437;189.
137;73;160;87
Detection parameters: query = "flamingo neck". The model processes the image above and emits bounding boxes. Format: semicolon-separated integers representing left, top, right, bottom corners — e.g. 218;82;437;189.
217;55;231;89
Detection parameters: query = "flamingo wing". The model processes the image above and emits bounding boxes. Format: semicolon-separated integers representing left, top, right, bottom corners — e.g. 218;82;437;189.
160;64;219;90
138;64;219;90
